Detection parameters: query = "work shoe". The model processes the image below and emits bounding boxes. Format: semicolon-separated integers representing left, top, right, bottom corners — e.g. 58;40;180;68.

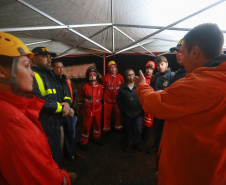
142;132;149;141
124;144;132;152
73;151;84;158
134;144;143;152
147;146;158;154
68;172;77;181
78;143;88;152
93;138;104;146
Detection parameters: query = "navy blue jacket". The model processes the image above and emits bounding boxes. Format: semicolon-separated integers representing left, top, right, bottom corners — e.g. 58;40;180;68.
151;68;175;91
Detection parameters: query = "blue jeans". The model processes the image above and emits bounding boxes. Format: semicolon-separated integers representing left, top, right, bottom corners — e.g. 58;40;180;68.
64;115;77;160
70;115;77;151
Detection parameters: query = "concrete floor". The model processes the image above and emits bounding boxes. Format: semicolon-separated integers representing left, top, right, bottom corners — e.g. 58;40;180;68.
63;122;158;185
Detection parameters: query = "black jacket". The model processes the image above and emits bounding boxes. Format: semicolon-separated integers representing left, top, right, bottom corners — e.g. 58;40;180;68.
117;83;143;118
32;66;71;166
32;66;71;114
170;66;187;84
151;68;175;91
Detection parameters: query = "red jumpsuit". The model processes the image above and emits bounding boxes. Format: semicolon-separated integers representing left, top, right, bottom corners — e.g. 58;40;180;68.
79;82;103;145
143;75;154;127
102;72;124;132
0;89;70;185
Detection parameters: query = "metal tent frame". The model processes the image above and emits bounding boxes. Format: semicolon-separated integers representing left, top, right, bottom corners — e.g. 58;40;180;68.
1;0;226;74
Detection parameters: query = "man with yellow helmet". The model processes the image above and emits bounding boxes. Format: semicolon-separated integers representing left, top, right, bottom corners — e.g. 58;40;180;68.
102;61;124;132
0;32;71;184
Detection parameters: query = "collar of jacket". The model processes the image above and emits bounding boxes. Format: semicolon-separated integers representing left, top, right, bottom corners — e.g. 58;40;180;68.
0;89;45;130
51;70;62;81
204;54;226;67
32;66;50;73
88;82;99;87
145;74;153;79
121;83;137;89
155;67;171;75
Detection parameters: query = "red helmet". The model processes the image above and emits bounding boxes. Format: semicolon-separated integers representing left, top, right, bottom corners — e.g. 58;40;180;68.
145;61;155;69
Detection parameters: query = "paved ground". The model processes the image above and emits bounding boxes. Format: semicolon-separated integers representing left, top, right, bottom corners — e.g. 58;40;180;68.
63;121;158;185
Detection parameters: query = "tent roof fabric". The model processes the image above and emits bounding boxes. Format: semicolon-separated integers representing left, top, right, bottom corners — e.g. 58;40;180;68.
0;0;226;57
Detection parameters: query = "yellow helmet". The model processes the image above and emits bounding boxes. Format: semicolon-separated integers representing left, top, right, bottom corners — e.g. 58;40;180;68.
0;32;34;59
108;61;116;67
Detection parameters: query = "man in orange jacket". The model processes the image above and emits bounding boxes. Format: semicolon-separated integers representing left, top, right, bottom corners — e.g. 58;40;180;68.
134;23;226;185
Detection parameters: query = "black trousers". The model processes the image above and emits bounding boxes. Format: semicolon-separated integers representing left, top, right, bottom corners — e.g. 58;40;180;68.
153;118;165;148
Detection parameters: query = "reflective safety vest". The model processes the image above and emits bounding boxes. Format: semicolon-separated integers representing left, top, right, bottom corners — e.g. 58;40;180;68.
65;76;73;102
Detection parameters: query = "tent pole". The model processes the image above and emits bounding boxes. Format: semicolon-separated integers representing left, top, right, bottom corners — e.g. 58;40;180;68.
0;23;112;32
17;0;112;54
25;40;52;46
103;54;106;75
114;0;226;54
111;0;115;52
114;26;156;57
58;26;112;57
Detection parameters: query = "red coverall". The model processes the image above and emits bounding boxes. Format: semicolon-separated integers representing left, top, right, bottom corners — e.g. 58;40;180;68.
143;75;154;127
102;72;124;131
79;82;103;145
0;89;70;185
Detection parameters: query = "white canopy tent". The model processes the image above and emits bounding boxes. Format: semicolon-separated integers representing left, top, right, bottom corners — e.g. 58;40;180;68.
0;0;226;58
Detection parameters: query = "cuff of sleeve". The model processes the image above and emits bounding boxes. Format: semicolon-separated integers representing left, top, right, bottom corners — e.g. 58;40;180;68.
55;102;63;113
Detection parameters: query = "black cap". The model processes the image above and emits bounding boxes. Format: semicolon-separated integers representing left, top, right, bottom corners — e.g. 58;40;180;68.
170;39;183;52
32;47;56;58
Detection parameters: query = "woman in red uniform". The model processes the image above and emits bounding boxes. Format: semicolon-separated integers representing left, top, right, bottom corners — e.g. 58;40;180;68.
0;32;71;185
79;66;103;151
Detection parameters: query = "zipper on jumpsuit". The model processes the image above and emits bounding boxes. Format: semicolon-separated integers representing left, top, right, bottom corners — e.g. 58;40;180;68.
91;84;93;117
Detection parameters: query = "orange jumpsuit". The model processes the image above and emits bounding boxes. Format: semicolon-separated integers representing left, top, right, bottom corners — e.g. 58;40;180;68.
102;72;124;131
136;60;226;185
79;82;103;145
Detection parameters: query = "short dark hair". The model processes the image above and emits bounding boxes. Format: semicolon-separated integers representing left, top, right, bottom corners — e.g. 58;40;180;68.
155;56;168;64
124;69;134;82
125;69;134;76
0;55;13;68
51;60;63;68
183;23;224;59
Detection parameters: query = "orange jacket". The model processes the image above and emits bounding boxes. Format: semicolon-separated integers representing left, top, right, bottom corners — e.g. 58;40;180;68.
0;90;70;185
136;61;226;185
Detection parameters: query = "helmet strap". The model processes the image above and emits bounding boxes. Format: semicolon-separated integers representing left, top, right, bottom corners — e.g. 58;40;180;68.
0;57;18;85
11;57;18;85
0;57;24;95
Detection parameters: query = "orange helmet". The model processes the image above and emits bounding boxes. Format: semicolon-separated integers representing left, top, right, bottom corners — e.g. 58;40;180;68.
146;61;155;69
0;32;33;59
0;32;34;87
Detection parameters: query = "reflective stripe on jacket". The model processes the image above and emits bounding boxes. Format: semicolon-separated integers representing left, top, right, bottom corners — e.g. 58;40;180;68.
79;82;103;117
32;67;63;113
